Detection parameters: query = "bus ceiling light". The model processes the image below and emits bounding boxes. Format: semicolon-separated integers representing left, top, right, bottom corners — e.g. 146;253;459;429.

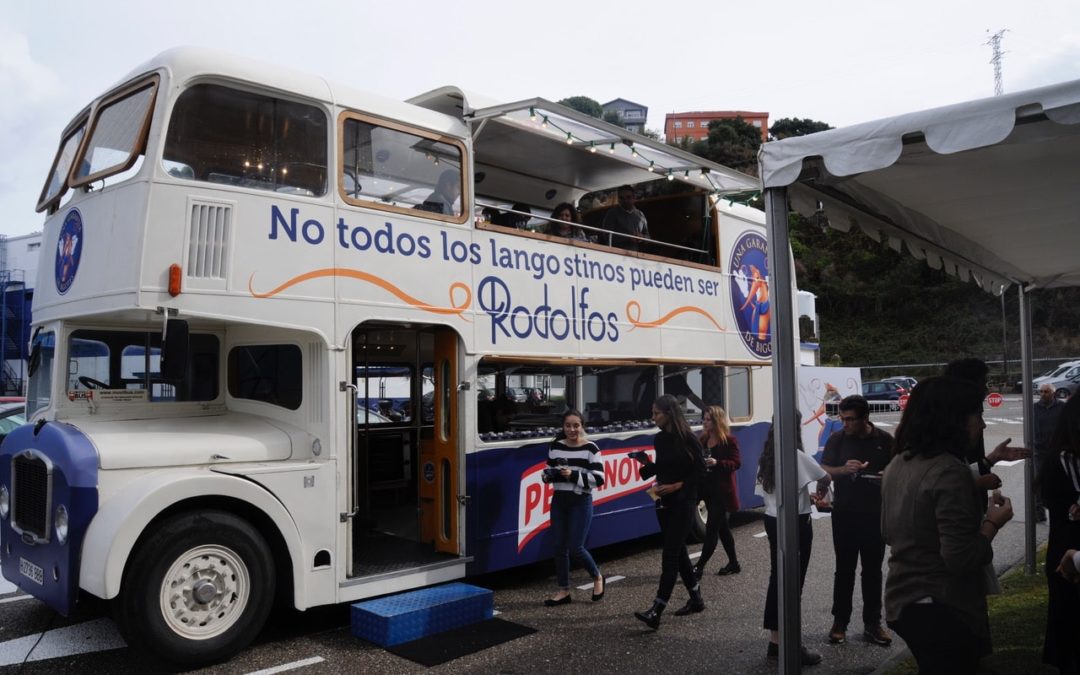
55;504;69;545
168;264;182;297
0;484;8;519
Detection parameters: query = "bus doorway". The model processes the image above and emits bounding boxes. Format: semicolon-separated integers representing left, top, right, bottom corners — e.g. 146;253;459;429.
348;323;461;578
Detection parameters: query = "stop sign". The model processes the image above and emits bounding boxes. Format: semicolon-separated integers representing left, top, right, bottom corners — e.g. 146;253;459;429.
898;394;910;410
987;392;1004;408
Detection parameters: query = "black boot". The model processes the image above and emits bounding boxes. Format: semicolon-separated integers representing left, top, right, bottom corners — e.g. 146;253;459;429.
673;587;705;616
634;600;666;629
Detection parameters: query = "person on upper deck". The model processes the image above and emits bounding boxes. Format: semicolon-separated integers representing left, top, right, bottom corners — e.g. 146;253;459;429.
601;185;650;251
418;169;461;215
493;203;532;229
546;203;587;241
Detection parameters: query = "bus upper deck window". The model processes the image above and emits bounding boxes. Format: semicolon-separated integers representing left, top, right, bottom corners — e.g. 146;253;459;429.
340;115;465;221
164;84;328;197
36;115;88;212
71;79;159;188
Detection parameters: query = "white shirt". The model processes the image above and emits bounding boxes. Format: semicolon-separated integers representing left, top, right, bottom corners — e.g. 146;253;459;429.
755;450;827;517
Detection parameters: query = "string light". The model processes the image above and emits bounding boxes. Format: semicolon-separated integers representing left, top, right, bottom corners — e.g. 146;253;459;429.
647;160;655;172
666;170;674;181
529;107;537;121
609;143;615;153
541;116;549;129
566;132;573;144
588;142;597;153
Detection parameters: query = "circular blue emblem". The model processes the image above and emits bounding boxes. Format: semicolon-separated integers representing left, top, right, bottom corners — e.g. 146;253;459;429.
55;209;84;295
729;231;771;358
422;461;436;483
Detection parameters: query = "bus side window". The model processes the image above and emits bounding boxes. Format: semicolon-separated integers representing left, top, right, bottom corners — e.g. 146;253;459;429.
725;366;752;422
340;114;465;221
228;344;303;410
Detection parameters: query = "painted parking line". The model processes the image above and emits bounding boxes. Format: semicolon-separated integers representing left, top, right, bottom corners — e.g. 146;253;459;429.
0;594;32;605
577;574;626;590
0;617;126;666
753;531;767;538
246;656;326;675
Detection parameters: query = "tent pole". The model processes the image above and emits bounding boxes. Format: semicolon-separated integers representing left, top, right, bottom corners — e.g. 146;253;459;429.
1018;285;1035;574
765;186;800;674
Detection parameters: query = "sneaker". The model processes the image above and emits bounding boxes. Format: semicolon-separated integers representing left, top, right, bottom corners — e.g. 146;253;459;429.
828;623;846;644
864;625;893;646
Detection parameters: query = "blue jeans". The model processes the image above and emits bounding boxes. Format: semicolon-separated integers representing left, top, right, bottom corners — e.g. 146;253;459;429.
551;491;600;589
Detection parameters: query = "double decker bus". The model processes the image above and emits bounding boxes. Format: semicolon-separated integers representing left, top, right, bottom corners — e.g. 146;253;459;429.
0;48;790;665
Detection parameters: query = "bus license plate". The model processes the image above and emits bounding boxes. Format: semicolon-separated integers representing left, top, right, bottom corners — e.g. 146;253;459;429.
19;558;43;585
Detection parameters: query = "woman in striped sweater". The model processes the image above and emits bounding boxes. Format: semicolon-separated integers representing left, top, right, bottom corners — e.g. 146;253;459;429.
542;409;606;606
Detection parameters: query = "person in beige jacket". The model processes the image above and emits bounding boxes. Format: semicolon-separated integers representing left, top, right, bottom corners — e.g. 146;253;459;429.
881;376;1013;675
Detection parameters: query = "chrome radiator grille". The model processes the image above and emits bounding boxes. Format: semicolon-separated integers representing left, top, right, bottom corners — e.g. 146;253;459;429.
12;453;51;541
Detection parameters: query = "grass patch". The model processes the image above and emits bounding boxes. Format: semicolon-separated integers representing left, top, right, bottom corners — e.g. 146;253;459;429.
885;547;1055;674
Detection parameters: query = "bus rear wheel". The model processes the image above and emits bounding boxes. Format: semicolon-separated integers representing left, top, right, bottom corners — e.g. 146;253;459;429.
114;510;276;667
690;499;708;542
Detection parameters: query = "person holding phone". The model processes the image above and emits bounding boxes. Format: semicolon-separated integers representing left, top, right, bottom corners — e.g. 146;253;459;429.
631;395;708;628
819;394;894;647
541;409;605;606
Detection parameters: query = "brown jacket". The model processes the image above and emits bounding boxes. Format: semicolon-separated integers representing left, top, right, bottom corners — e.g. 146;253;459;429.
881;449;993;645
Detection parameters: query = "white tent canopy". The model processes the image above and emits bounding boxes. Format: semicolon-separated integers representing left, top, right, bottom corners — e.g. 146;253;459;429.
758;78;1080;673
761;78;1080;292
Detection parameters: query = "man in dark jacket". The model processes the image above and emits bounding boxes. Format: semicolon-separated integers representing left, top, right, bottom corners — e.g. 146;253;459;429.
820;395;895;646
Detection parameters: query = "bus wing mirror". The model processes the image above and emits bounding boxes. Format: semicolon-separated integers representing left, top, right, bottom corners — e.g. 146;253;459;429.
162;319;190;381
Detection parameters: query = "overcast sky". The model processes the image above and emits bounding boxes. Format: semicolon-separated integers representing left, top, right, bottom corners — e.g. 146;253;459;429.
3;0;1078;237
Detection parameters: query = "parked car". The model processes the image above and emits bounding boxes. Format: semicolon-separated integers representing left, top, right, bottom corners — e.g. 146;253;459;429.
882;376;918;392
861;380;907;410
0;402;27;444
505;387;528;403
1018;360;1080;398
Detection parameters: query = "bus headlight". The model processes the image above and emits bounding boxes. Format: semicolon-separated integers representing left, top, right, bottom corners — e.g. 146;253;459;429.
0;484;8;519
54;504;69;545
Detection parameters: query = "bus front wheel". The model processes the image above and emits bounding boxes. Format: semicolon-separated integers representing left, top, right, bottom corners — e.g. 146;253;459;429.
114;510;276;667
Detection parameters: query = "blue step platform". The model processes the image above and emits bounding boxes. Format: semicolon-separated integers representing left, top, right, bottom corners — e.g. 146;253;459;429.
351;582;494;646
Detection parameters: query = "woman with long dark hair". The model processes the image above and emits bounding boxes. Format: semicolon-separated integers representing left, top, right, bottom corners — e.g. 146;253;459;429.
757;413;828;665
541;409;605;606
882;377;1013;674
1040;393;1080;673
632;394;708;628
694;405;741;578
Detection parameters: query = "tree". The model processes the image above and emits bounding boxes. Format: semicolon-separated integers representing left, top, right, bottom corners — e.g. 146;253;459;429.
602;110;624;127
688;117;763;175
558;96;603;118
769;117;831;140
640;128;661;140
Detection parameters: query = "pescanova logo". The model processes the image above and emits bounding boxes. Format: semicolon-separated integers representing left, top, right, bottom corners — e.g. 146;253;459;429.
55;209;83;295
730;231;771;358
517;447;655;552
